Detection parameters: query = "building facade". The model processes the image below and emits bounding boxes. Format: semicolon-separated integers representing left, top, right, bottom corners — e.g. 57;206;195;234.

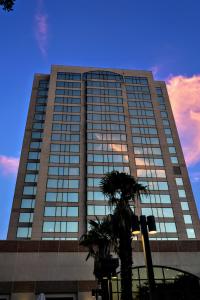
7;65;200;241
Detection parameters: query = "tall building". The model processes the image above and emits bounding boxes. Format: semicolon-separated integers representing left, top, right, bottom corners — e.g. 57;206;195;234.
7;65;200;241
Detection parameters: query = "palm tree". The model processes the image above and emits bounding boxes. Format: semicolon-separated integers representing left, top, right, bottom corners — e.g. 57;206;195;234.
79;216;116;279
100;171;147;300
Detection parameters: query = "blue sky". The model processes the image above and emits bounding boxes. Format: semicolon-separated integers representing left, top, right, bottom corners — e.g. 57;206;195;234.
1;0;200;239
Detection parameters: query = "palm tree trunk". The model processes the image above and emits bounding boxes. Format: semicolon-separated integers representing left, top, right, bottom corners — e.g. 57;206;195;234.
119;231;133;300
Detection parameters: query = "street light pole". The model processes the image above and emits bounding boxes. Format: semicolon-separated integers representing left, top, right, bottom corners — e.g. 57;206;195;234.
140;215;156;300
132;215;156;300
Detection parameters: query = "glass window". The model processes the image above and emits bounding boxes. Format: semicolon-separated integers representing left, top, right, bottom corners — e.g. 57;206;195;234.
170;156;178;164
48;166;79;176
31;132;43;139
44;206;78;217
51;133;80;142
16;227;32;238
19;212;33;223
43;221;78;232
175;178;183;186
87;191;108;201
129;109;153;116
124;76;148;85
178;189;186;198
47;179;79;189
181;202;189;210
186;228;196;238
135;158;163;166
163;120;170;126
30;142;42;149
168;147;176;153
25;174;38;183
49;154;79;164
141;207;174;218
53;114;80;122
134;147;161;155
87;165;130;175
164;128;172;135
130;118;156;126
45;192;78;202
137;169;166;178
21;199;35;209
132;137;159;145
183;215;192;224
57;72;81;80
167;137;174;144
140;194;171;204
23;186;37;195
26;163;40;171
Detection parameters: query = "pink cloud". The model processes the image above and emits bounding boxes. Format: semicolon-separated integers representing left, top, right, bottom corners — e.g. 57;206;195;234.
34;0;48;56
0;155;19;176
167;75;200;166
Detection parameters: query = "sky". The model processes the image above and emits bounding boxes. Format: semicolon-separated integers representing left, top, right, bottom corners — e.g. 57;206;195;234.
0;0;200;239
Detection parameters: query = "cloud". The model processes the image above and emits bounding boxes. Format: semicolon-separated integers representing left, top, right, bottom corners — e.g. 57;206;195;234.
167;75;200;166
34;0;48;56
189;171;200;183
0;155;19;176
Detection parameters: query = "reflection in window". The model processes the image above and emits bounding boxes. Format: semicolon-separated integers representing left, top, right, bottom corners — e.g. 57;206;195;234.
48;166;79;176
186;228;196;238
88;143;127;152
44;206;78;217
43;221;78;232
135;157;163;166
88;165;130;175
19;213;33;223
88;154;129;163
17;227;32;238
141;207;174;218
47;179;79;189
46;192;78;202
137;169;166;178
140;194;171;204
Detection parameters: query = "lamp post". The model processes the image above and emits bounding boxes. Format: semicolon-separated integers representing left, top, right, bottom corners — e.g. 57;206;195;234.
132;215;157;300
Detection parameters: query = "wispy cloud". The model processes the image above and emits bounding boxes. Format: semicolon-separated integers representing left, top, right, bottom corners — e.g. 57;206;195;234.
189;171;200;183
167;75;200;166
34;0;48;56
0;155;19;176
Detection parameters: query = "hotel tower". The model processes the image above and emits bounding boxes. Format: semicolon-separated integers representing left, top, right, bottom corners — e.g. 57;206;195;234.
7;65;200;241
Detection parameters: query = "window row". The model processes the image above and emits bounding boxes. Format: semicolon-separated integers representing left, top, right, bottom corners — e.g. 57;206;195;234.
87;88;122;96
87;165;130;175
139;180;168;191
53;114;80;122
87;122;125;131
124;76;148;85
141;207;174;218
57;72;81;80
86;80;121;88
44;206;78;217
38;90;48;96
84;71;122;81
140;194;171;204
130;117;156;126
25;173;38;183
32;122;44;130
56;81;81;88
43;221;78;232
27;162;40;171
47;179;79;189
88;205;113;216
87;104;124;113
156;222;177;233
87;113;125;122
87;96;123;104
35;105;46;112
88;132;126;141
46;192;78;202
132;127;157;135
128;100;152;108
135;157;164;166
32;132;43;139
55;97;80;104
23;186;37;195
54;105;80;113
51;133;80;142
36;97;47;104
17;227;32;238
87;154;129;163
87;143;127;152
126;85;149;92
49;155;79;164
134;147;161;155
50;143;79;153
28;151;40;160
21;198;35;209
55;89;81;96
34;113;45;121
52;123;80;132
132;137;159;145
129;109;154;116
48;166;79;176
87;178;102;187
87;191;108;201
127;93;151;100
19;212;33;223
137;169;166;178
